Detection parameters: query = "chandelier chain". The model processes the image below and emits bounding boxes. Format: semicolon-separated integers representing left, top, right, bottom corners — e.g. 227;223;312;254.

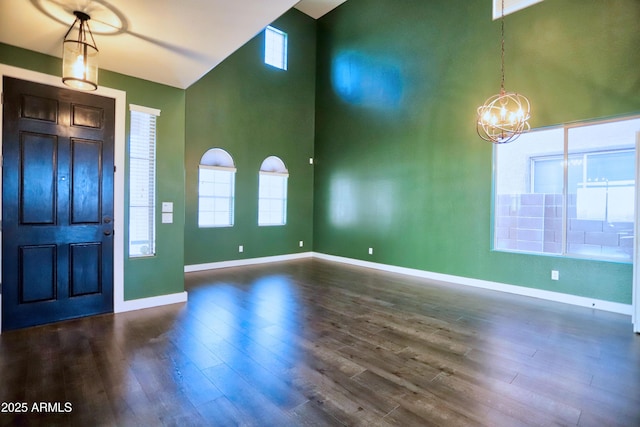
501;0;505;91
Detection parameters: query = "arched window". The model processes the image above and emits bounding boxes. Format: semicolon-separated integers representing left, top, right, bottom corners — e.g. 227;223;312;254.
198;148;235;227
258;156;288;226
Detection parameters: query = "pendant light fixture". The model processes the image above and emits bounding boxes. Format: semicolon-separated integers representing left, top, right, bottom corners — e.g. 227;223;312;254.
477;0;531;143
62;11;99;91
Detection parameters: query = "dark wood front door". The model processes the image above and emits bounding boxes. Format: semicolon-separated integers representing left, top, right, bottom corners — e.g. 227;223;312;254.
2;77;115;331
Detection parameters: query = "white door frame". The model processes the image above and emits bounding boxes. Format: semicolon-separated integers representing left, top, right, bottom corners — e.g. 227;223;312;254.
0;64;126;333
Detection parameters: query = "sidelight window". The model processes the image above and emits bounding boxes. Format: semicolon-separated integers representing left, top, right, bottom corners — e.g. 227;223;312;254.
128;104;159;257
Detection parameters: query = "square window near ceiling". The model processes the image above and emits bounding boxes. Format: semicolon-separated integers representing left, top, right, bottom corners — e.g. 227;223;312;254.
493;0;543;19
265;26;288;70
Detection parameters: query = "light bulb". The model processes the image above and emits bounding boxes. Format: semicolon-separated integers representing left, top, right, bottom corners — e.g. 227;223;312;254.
72;54;85;78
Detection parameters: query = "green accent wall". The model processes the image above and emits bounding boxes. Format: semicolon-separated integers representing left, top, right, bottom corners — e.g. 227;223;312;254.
313;0;640;304
115;76;186;300
0;42;186;301
183;10;316;265
2;0;639;308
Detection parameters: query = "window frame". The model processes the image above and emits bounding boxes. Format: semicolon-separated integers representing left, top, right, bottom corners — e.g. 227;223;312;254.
128;104;160;258
197;148;236;228
198;164;236;228
493;114;639;263
258;156;289;227
264;25;288;71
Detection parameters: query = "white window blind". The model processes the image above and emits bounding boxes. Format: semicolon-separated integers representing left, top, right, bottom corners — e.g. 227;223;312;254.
128;104;159;257
198;166;236;227
258;156;288;226
265;26;288;70
258;173;288;226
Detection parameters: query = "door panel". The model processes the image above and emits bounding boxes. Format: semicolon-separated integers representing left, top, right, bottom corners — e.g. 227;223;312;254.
71;138;102;224
20;245;56;303
2;76;115;331
70;243;102;297
71;104;103;128
20;132;57;224
21;94;58;122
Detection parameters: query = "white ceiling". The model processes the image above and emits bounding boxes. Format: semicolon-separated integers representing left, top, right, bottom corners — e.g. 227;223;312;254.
0;0;347;89
294;0;346;19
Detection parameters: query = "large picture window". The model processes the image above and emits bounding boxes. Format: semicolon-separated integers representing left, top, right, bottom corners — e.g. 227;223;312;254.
494;116;639;261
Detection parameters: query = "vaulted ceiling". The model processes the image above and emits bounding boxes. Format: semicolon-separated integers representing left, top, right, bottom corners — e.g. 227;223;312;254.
0;0;347;89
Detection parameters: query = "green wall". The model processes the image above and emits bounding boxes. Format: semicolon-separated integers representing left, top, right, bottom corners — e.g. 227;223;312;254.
184;10;316;265
0;42;186;300
313;0;640;304
2;0;639;307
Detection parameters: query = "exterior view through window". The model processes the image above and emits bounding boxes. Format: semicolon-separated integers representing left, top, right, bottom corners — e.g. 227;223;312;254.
494;116;639;261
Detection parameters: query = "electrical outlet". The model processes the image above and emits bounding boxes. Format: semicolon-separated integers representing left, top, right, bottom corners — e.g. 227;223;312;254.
551;270;559;280
368;247;373;255
239;245;244;253
299;240;304;247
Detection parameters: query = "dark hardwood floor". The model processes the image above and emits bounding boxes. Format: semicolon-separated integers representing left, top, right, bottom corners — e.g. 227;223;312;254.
1;258;639;426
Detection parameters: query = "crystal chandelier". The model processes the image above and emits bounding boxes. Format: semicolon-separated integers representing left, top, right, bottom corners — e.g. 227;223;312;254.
477;0;531;144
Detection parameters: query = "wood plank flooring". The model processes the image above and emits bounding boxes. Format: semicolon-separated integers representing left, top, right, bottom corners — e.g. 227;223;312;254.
1;258;639;426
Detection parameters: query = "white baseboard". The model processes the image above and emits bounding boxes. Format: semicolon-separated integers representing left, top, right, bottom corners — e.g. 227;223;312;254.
184;252;313;273
114;291;188;313
312;252;633;316
183;250;631;317
2;251;630;335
